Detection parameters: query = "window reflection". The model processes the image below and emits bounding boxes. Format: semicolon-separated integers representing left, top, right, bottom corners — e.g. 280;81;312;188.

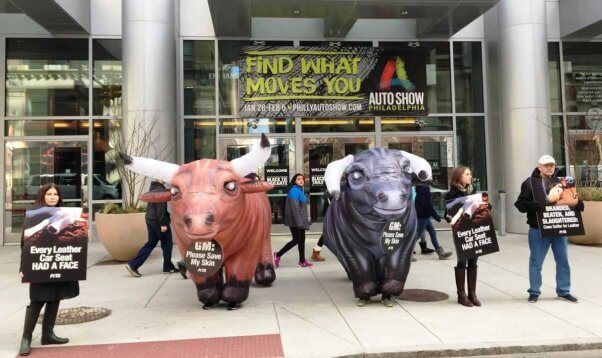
184;40;216;115
185;119;217;162
453;42;483;113
219;118;295;134
6;38;89;116
92;119;123;200
93;40;122;116
301;118;374;133
563;42;602;113
6;120;88;136
381;116;452;132
456;116;487;191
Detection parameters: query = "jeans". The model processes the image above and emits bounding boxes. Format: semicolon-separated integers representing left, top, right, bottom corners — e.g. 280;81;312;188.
527;227;571;296
416;218;441;249
129;222;175;271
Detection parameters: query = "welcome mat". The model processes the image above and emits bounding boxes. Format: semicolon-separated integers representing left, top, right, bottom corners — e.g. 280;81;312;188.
24;334;284;358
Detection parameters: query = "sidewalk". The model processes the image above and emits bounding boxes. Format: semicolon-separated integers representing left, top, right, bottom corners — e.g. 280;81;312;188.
1;231;602;357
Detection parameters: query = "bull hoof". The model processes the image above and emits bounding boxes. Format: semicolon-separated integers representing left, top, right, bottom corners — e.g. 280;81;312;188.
381;279;404;296
197;286;222;306
222;284;250;305
354;281;378;299
227;303;241;311
254;263;276;286
202;302;216;310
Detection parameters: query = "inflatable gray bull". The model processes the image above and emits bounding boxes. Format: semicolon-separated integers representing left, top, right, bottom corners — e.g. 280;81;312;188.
322;148;432;306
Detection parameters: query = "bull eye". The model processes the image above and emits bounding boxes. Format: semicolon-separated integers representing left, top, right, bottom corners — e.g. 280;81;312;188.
350;171;364;181
403;165;413;176
224;181;237;192
170;186;181;197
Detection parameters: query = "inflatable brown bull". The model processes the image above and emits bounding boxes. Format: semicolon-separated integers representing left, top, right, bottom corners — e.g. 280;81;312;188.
122;134;275;310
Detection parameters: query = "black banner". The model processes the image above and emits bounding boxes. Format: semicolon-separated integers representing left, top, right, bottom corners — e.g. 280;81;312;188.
21;207;88;283
239;46;427;117
531;177;585;237
381;219;405;254
446;193;499;261
264;166;289;188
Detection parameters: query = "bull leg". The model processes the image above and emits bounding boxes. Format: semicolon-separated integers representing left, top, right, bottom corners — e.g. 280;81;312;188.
222;253;256;310
191;268;223;309
254;228;276;286
381;234;417;297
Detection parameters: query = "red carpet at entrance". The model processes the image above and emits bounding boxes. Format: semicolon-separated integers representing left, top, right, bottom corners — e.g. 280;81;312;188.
22;334;284;358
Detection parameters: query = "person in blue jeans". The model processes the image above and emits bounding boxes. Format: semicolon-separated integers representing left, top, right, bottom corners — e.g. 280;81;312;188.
415;185;452;260
126;180;177;277
514;155;584;303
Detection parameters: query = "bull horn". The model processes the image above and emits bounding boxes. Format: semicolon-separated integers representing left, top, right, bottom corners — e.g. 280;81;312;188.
230;134;271;177
324;155;354;200
400;151;432;182
120;152;180;183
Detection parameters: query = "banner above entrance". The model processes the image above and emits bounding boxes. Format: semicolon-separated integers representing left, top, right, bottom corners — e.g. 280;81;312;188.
238;46;427;118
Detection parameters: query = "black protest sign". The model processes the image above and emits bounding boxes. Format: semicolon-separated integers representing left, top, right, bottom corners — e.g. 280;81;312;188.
531;177;585;237
381;219;405;254
309;166;326;189
184;240;224;277
264;166;289;188
21;207;88;283
446;193;499;261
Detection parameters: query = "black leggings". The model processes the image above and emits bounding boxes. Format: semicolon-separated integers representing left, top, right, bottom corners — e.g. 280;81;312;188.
277;227;306;262
457;257;478;269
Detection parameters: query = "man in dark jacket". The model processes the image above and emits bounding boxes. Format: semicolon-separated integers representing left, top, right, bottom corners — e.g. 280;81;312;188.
414;185;452;260
126;180;177;277
514;155;584;303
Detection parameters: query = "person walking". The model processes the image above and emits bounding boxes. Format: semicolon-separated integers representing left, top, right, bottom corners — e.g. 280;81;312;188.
19;184;79;356
126;180;177;277
445;166;481;307
274;174;313;267
514;155;584;303
415;185;452;260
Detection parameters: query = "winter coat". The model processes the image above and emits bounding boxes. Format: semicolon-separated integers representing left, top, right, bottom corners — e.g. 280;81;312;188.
415;186;442;221
284;184;310;229
514;167;560;228
145;181;171;226
444;185;470;220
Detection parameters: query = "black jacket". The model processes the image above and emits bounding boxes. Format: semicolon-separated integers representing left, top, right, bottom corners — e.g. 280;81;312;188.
415;186;441;221
145;181;171;226
444;186;469;220
515;167;555;228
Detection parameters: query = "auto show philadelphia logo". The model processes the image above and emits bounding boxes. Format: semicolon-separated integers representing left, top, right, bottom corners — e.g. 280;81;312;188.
367;50;428;115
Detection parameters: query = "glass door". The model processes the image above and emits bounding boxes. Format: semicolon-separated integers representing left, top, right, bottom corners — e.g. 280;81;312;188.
302;136;375;231
4;140;88;244
219;136;296;234
382;135;454;229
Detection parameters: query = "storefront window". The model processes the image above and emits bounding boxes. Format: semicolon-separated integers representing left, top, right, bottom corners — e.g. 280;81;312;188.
219;118;294;134
551;115;566;170
566;115;601;187
381;116;452;132
380;42;451;114
93;40;122;116
184;40;216;115
548;42;562;113
301;118;374;133
453;42;483;113
5;120;88;136
563;42;602;113
92;119;122;201
456;116;487;191
184;118;217;162
5;38;89;116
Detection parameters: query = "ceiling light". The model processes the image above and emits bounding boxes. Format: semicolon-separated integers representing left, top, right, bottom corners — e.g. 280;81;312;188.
401;11;408;15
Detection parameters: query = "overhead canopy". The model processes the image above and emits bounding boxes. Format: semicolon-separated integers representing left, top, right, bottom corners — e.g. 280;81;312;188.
4;0;89;34
207;0;499;39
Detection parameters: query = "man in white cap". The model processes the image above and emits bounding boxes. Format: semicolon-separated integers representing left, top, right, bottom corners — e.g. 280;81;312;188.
514;155;584;303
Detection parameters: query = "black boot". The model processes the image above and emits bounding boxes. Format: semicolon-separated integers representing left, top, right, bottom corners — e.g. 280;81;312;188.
454;267;473;307
419;242;435;254
19;305;41;356
467;267;482;306
41;301;69;345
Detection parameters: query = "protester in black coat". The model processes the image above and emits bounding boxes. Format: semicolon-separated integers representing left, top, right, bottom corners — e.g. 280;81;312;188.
445;166;481;308
19;183;78;356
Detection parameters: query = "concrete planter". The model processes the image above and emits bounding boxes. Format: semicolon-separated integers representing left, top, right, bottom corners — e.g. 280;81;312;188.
569;201;602;245
96;212;148;261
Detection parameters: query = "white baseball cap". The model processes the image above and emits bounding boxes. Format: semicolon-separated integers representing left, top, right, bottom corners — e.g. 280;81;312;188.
538;155;556;165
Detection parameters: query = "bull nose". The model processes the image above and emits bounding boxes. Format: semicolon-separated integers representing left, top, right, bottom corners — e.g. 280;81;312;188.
205;213;215;225
184;215;193;229
377;192;388;203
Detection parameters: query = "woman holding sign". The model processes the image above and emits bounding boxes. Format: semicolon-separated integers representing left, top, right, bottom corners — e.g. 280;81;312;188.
18;184;79;356
274;173;313;267
445;166;481;307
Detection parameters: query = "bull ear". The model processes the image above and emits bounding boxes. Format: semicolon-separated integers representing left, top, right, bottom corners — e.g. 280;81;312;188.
231;134;271;177
400;151;432;183
140;189;172;202
324;155;354;200
121;152;179;183
240;181;274;194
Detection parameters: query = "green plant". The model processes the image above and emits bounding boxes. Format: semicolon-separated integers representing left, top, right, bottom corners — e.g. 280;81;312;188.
576;187;602;202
